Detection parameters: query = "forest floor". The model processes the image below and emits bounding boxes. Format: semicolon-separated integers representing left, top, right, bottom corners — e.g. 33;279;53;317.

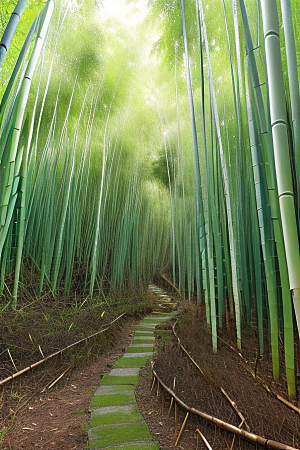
1;288;300;450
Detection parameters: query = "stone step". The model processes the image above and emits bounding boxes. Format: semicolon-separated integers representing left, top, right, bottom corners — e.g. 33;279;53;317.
88;306;175;449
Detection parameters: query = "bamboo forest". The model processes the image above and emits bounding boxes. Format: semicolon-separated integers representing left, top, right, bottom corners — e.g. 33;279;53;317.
1;0;300;449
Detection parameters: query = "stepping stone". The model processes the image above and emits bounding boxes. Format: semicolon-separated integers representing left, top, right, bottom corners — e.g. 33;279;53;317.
141;317;167;323
91;443;160;450
100;374;140;386
88;304;175;450
134;330;153;335
90;404;143;427
132;336;155;341
124;352;153;358
113;356;148;368
109;368;141;377
91;390;136;408
127;343;154;348
89;422;154;448
135;326;157;331
93;385;134;394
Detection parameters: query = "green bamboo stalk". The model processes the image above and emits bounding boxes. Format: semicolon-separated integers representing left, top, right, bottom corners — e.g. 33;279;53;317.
198;0;242;349
239;0;296;392
279;0;300;221
0;0;27;71
179;0;215;338
260;0;300;338
0;2;54;280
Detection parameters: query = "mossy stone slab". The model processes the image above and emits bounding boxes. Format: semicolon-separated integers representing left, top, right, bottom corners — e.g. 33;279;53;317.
90;404;143;427
125;347;153;354
135;325;157;330
132;336;155;341
132;338;155;344
91;391;136;408
93;385;134;396
141;317;167;322
124;353;153;359
113;356;148;368
88;422;153;447
127;343;154;348
135;328;154;332
90;442;160;450
109;368;141;376
100;374;139;386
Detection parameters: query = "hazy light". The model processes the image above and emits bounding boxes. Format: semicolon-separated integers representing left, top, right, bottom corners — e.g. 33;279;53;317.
99;0;148;26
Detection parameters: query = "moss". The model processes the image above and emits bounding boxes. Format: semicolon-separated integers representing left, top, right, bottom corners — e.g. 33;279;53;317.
90;405;142;426
125;347;153;353
113;356;149;368
132;339;154;344
89;422;154;448
100;375;140;386
91;392;135;407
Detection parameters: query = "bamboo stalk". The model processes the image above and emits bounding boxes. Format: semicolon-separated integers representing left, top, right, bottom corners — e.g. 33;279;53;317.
0;314;125;387
0;0;27;70
260;0;300;336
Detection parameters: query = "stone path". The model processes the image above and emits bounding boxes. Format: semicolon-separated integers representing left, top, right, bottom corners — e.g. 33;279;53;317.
88;285;176;450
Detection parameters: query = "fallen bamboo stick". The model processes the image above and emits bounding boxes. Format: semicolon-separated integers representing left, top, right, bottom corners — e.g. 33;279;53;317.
41;365;72;392
175;412;189;446
173;321;250;430
7;348;18;372
152;368;299;450
217;335;300;416
168;396;174;415
151;375;156;392
230;418;245;450
160;274;182;296
168;377;176;415
0;313;125;387
221;387;250;431
196;428;213;450
172;321;204;375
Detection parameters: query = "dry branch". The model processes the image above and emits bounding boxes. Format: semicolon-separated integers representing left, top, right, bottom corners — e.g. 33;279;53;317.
0;313;125;387
152;368;299;450
41;365;72;392
196;428;213;450
220;387;250;431
217;334;300;415
160;273;182;296
175;411;189;446
172;321;250;430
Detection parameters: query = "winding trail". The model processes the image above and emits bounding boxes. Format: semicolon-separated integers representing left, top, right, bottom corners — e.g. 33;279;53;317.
88;285;176;450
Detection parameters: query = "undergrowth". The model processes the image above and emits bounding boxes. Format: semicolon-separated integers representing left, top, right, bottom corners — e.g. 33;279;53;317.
0;272;158;443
